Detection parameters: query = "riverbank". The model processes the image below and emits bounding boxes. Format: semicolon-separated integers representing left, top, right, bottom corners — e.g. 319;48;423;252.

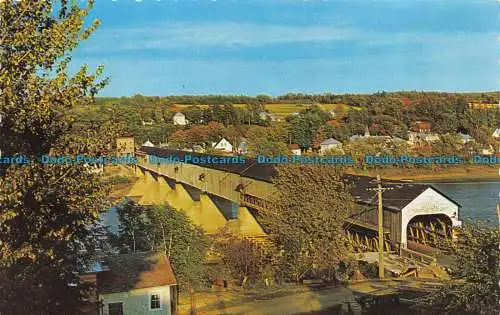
349;165;499;183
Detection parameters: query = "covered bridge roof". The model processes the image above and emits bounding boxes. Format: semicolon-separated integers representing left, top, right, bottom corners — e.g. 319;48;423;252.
139;147;460;211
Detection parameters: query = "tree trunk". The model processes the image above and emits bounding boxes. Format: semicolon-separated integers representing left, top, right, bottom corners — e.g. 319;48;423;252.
132;230;136;253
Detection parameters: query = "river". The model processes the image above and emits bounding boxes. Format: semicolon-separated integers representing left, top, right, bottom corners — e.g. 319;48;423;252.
102;181;500;232
422;181;500;225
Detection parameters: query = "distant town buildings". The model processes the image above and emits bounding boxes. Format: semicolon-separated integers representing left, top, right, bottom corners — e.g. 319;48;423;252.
411;121;432;133
212;138;233;153
493;128;500;138
173;112;188;126
142;139;155;147
408;132;440;146
319;138;342;155
457;133;474;144
349;126;393;143
287;143;301;155
141;119;154;126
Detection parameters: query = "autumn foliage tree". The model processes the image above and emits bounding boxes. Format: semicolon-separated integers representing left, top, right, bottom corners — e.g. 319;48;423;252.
212;227;274;285
417;220;500;315
0;1;117;313
259;164;354;282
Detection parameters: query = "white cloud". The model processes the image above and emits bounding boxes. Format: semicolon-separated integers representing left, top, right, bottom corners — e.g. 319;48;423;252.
79;21;497;61
82;22;359;52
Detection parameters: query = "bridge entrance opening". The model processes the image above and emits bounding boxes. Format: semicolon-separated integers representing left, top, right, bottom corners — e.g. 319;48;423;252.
406;214;452;250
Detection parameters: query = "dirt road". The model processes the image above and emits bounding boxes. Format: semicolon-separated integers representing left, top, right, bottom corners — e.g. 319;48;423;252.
179;285;355;315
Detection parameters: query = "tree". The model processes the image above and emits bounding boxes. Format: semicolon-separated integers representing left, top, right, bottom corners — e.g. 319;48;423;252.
259;164;354;282
212;227;274;285
312;125;326;149
145;204;210;290
111;201;210;290
417;220;500;315
246;125;289;157
0;1;113;313
289;106;330;149
115;200;152;253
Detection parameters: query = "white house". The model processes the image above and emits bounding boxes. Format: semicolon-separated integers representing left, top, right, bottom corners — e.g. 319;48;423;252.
408;132;440;146
212;138;233;153
259;111;269;121
458;133;474;144
319;138;342;155
142;140;155;147
97;253;178;315
493;128;500;138
287;143;301;155
173;112;188;126
141;120;154;126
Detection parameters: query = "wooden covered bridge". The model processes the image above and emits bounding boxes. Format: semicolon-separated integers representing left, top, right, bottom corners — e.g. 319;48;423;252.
125;146;461;258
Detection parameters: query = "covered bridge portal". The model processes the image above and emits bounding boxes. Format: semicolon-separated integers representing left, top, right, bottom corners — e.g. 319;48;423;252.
132;146;461;251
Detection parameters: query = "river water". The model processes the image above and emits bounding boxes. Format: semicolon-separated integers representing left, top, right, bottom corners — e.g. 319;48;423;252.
423;181;500;225
102;181;500;231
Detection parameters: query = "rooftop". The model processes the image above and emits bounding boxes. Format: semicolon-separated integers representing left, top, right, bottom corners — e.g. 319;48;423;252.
139;147;459;211
320;138;342;145
97;252;177;294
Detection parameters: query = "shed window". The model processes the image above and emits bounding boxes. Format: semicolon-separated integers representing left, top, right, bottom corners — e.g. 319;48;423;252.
108;302;123;315
150;293;162;310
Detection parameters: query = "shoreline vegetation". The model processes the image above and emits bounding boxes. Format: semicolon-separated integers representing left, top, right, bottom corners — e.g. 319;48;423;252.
349;165;499;183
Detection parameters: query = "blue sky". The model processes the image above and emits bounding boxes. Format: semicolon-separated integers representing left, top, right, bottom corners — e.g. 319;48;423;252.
71;0;499;96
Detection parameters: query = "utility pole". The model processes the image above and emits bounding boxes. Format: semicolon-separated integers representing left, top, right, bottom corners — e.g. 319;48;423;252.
496;203;500;228
496;192;500;227
187;245;197;315
367;175;393;279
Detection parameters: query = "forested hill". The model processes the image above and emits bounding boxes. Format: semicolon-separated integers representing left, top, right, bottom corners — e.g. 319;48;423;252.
93;91;499;107
73;91;499;147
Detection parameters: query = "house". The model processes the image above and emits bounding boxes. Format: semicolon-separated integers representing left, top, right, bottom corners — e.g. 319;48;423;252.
173;112;188;126
319;138;342;155
142;120;154;126
259;111;269;121
96;252;178;315
212;138;233;153
267;113;278;122
411;121;432;133
349;127;393;143
287;143;301;155
143;140;155;147
493;128;500;138
192;144;205;153
116;136;135;157
408;132;440;146
458;133;475;144
481;145;494;155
